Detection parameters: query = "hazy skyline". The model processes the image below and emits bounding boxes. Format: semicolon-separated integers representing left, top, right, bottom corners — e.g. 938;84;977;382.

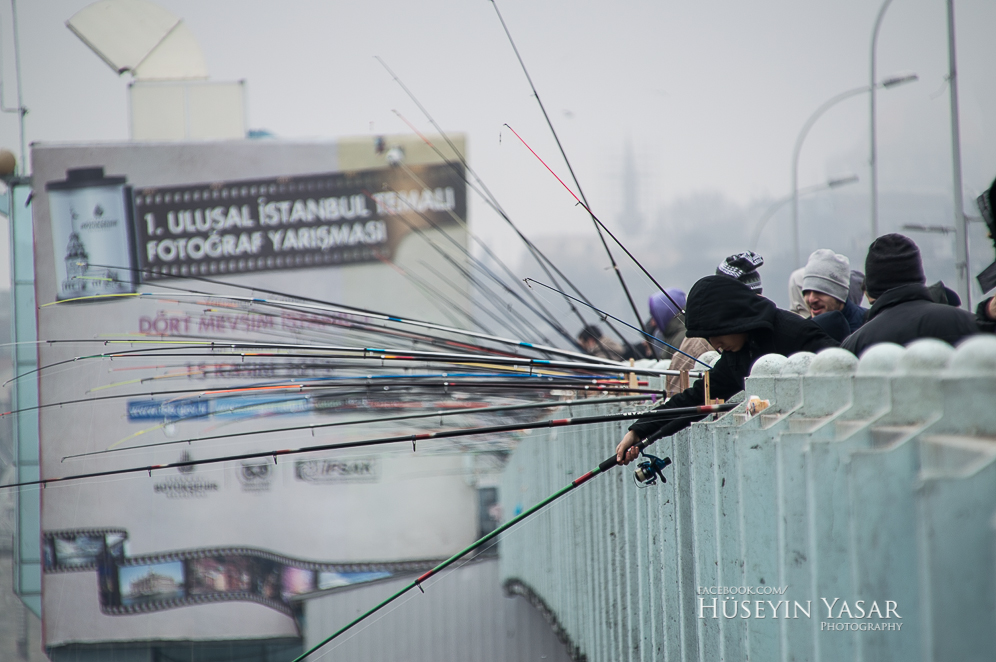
1;0;994;309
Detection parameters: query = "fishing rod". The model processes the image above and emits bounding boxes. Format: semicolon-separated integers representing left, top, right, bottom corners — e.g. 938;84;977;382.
51;281;623;368
64;394;653;461
374;253;493;334
201;293;513;359
289;424;694;661
8;332;688;395
88;267;532;360
376;183;574;348
374;192;557;346
1;367;678;424
415;258;538;343
390;107;602;346
395;158;575;345
377;62;637;355
488;0;647;335
524;278;712;369
1;403;734;491
503;123;686;317
26;384;668;465
10;335;684;386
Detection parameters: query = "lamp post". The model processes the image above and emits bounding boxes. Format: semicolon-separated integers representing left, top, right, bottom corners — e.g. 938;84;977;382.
792;74;917;269
945;0;970;308
750;175;859;252
870;0;894;239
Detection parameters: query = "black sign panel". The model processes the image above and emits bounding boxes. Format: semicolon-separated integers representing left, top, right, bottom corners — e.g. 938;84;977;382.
132;163;466;280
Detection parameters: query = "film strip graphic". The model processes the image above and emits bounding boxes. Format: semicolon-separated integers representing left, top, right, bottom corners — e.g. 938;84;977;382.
44;528;129;572
45;529;440;617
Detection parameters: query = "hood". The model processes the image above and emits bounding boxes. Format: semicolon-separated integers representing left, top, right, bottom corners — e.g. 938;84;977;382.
648;288;686;331
788;267;808;317
684;275;777;338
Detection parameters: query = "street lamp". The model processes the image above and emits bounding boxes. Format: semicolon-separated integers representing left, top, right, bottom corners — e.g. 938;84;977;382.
870;0;895;239
945;0;970;308
791;73;917;268
750;175;859;252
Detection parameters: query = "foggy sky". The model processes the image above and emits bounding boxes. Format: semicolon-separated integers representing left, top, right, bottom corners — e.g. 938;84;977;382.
0;0;994;317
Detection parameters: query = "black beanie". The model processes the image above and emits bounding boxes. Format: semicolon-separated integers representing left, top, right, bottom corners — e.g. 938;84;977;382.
864;233;925;299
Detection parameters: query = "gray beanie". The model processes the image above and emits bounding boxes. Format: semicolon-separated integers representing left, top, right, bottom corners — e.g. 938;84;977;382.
802;249;850;303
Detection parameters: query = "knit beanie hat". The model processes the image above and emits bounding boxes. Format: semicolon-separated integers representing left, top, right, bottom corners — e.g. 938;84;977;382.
802;249;850;303
716;251;763;293
648;289;686;331
864;234;925;299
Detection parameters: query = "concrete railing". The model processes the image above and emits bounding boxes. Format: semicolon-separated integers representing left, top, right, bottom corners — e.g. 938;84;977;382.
499;336;996;662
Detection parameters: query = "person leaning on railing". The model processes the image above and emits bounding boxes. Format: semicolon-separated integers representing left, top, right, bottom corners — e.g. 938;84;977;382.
616;275;838;465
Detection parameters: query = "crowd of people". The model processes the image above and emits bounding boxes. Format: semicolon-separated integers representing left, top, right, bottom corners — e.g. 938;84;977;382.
569;230;996;465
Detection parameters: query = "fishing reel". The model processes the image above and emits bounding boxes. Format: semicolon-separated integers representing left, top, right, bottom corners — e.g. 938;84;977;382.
634;452;672;488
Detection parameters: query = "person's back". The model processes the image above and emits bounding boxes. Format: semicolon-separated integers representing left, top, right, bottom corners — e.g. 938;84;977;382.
841;234;978;356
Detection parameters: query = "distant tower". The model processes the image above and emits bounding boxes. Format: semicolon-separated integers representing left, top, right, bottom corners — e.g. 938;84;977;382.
618;137;644;235
63;230;89;293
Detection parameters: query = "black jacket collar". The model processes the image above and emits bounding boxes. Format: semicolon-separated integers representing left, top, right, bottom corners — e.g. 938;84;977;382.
866;283;932;322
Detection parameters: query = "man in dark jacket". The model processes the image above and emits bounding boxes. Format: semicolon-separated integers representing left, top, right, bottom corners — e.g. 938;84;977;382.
616;275;838;464
840;234;978;356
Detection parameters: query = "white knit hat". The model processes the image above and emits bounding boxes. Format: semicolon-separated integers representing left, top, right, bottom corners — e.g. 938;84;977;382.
802;249;850;303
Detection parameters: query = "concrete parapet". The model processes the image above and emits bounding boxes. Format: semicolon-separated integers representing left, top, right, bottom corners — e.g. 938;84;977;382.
500;339;996;661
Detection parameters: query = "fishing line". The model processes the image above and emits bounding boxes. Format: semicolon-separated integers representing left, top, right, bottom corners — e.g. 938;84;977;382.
94;373;652;452
63;273;509;361
288;426;686;660
304;468;593;661
63;394;651;460
395;158;573;344
379;210;545;343
121;279;501;355
3;373;673;427
390;108;596;343
386;165;577;345
502;123;686;317
2;404;733;491
377;62;637;353
368;186;557;346
373;253;488;333
14;334;677;386
415;258;538;342
487;0;646;337
41;286;620;368
524;278;712;369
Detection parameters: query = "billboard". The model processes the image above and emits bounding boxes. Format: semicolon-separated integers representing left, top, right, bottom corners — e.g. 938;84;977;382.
29;137;494;647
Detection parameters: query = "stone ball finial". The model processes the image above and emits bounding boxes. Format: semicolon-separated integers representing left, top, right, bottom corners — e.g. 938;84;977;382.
750;354;787;377
808;348;859;375
897;339;954;375
856;343;905;375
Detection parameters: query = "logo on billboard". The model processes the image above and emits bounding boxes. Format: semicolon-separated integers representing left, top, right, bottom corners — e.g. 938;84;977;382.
177;450;195;474
151;451;218;498
236;462;273;493
294;457;380;484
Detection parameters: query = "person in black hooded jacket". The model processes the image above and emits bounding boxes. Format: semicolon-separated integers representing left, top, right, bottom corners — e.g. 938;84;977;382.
616;275;838;464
